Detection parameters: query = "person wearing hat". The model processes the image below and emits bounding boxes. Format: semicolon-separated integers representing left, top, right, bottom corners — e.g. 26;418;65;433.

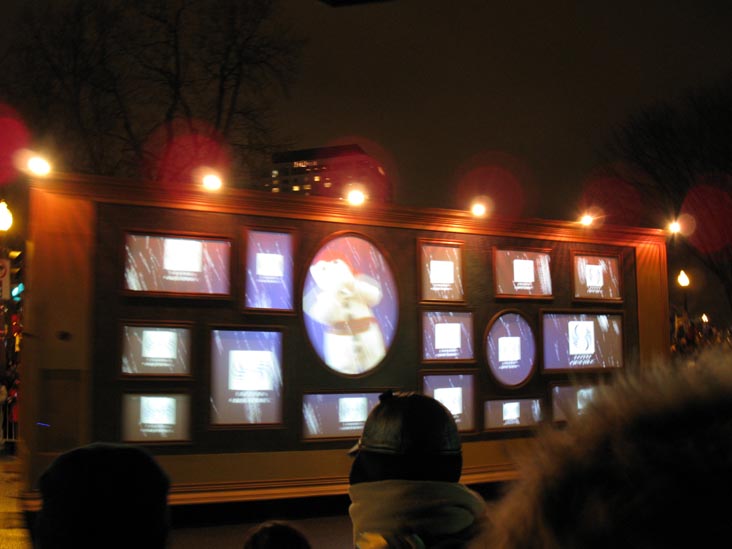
348;390;489;548
35;442;170;548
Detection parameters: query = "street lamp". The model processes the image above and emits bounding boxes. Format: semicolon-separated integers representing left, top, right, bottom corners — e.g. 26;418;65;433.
0;201;11;304
0;201;13;232
677;270;690;313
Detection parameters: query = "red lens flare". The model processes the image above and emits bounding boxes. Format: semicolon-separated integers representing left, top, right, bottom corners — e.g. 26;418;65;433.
0;105;31;185
579;175;644;227
146;119;231;188
681;183;732;254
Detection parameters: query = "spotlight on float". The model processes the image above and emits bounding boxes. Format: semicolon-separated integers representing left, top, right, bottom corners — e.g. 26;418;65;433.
193;167;223;191
470;195;492;217
668;220;681;234
580;213;594;227
27;155;52;176
346;187;366;206
202;173;223;191
14;150;52;177
0;201;13;231
470;200;488;217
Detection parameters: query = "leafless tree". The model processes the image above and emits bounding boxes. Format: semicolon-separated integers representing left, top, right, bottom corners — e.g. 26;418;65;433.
604;75;732;312
0;0;302;185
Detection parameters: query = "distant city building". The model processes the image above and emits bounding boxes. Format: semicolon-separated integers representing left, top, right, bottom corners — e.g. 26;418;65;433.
260;144;392;202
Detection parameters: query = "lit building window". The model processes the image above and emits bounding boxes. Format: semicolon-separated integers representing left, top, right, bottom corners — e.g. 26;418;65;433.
293;185;301;192
314;176;320;182
324;182;332;188
271;188;280;193
304;184;312;190
272;170;279;178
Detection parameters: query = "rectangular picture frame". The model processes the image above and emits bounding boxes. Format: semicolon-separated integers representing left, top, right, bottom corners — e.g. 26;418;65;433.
493;246;553;299
418;239;466;304
119;320;194;378
121;390;192;444
209;326;284;428
243;227;297;313
123;231;233;299
572;251;623;302
550;382;602;423
421;309;475;363
301;390;385;441
541;309;624;373
483;397;544;431
420;370;477;433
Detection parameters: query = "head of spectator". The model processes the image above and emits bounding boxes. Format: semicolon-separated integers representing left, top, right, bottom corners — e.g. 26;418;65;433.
36;442;170;548
242;520;311;549
487;356;732;548
348;390;488;548
348;390;462;485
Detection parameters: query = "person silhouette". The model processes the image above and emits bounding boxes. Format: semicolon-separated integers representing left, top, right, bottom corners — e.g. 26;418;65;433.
35;442;170;548
242;520;311;549
348;391;489;548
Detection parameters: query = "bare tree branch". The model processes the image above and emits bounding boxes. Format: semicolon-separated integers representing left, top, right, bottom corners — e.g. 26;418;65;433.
603;74;732;312
0;0;301;183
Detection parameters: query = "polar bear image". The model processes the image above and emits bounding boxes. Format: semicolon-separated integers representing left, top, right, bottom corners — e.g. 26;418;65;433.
303;258;386;375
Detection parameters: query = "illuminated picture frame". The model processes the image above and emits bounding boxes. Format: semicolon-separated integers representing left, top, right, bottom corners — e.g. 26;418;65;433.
123;232;232;298
484;397;544;431
121;391;192;443
550;382;602;423
243;227;296;312
541;310;624;373
484;309;536;388
421;310;475;363
572;251;623;302
421;370;476;433
302;232;399;377
120;321;193;378
493;247;553;299
419;239;465;303
301;390;384;441
209;327;284;427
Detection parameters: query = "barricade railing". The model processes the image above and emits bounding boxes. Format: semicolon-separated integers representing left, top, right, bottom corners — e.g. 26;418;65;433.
2;400;17;453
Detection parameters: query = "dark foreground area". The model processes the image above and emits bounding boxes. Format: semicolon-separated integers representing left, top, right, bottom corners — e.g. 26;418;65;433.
169;494;353;548
167;483;507;549
21;483;507;548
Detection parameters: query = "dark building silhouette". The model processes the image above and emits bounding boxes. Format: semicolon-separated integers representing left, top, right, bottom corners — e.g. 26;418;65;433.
260;145;392;202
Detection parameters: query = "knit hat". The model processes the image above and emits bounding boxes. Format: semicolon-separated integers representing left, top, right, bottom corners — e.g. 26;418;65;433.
349;390;461;456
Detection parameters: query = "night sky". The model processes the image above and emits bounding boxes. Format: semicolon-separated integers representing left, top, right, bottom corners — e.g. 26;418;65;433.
276;1;732;221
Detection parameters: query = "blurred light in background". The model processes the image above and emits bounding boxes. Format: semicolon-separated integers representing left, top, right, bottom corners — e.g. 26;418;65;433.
27;154;51;176
346;188;366;206
677;270;690;287
471;202;487;217
0;201;13;231
201;172;223;191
